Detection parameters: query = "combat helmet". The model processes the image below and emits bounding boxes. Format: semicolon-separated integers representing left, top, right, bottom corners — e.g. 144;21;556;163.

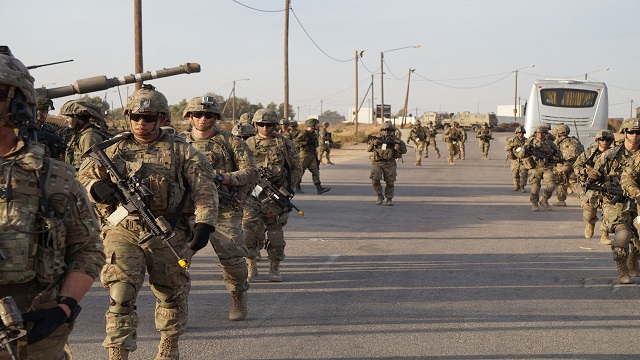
183;95;222;119
619;118;640;134
552;124;570;136
252;109;279;124
595;129;614;141
413;120;421;126
535;125;549;134
306;118;319;127
124;84;169;116
290;121;299;128
60;100;104;120
0;52;37;128
239;112;253;124
36;97;54;111
279;118;290;126
232;123;256;138
323;122;329;127
381;121;395;131
515;126;526;134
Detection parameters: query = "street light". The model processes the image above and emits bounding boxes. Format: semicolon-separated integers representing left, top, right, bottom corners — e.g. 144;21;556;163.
584;67;609;80
380;45;420;125
514;64;535;122
232;78;250;122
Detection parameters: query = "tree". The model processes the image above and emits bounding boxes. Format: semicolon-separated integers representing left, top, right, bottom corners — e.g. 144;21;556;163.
278;103;295;120
322;110;340;117
169;98;188;123
79;95;109;115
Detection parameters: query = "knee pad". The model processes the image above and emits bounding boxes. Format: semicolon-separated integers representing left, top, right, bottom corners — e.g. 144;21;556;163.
612;246;629;262
613;226;632;248
109;282;136;314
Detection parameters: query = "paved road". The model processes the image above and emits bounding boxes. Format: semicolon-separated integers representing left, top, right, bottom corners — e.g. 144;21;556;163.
69;131;640;359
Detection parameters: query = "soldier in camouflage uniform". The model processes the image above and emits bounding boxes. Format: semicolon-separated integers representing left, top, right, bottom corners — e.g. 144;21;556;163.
288;121;301;141
425;121;441;158
238;112;253;125
476;122;493;160
232;122;256;141
599;119;640;284
367;121;407;206
180;96;257;321
504;126;529;192
574;130;614;245
278;118;290;136
453;122;467;160
406;119;428;166
243;109;303;282
78;85;218;360
0;51;105;360
60;100;111;171
517;126;559;211
443;122;463;165
551;124;584;206
318;122;334;165
34;97;67;160
295;118;331;194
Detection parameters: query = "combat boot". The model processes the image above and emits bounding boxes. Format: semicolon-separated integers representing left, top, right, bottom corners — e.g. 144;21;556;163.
386;198;393;206
229;291;248;321
513;186;520;191
600;232;612;245
616;260;631;284
376;195;384;205
315;184;331;194
554;200;567;207
156;335;179;360
629;251;640;277
539;197;551;211
246;258;258;282
108;348;129;360
584;223;595;239
327;160;335;165
415;160;421;166
531;202;539;212
295;185;304;194
520;187;526;193
269;260;283;282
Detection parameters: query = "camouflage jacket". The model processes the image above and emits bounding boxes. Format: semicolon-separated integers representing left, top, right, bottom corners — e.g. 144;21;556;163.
443;128;464;143
519;137;560;169
0;141;104;287
588;143;637;187
426;127;438;139
367;134;407;163
407;127;428;144
618;147;640;199
504;136;526;160
78;130;218;227
476;129;493;142
574;144;606;184
181;128;258;202
246;133;303;191
295;129;319;158
318;128;332;147
65;125;110;170
555;135;584;163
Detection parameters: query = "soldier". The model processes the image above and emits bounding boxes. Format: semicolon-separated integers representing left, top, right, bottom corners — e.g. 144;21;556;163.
517;126;560;211
288;121;301;140
243;109;303;282
0;50;105;359
78;85;218;360
34;97;67;160
425;121;441;158
504;126;529;192
455;122;467;160
232;122;256;141
180;96;257;321
318;122;334;165
574;130;615;244
443;122;463;165
295;118;331;194
35;97;54;127
597;118;640;284
406;119;428;166
367;121;407;205
238;112;253;125
278;117;290;136
60;99;111;171
476;122;493;160
551;124;584;206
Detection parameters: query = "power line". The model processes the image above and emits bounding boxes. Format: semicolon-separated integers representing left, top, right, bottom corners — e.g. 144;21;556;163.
413;71;512;89
290;8;353;63
231;0;285;12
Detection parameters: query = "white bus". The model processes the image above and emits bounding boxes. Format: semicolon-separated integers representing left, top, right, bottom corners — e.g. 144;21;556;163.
523;79;608;139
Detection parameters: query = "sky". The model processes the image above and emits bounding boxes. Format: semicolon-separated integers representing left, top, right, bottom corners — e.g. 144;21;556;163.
4;0;640;120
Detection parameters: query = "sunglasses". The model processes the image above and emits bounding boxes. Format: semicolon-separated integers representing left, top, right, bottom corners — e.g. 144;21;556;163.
627;130;640;135
130;113;160;123
597;138;613;142
256;123;276;128
191;111;216;119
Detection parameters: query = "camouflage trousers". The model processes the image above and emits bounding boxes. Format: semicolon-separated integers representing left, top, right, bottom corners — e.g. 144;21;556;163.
456;141;466;159
510;160;528;189
318;144;331;163
300;153;321;185
581;189;607;233
208;208;249;292
243;196;289;261
413;141;426;162
479;140;490;158
0;283;72;360
426;137;440;157
100;224;191;352
602;201;637;260
554;162;578;201
370;160;397;199
446;142;459;162
528;166;557;203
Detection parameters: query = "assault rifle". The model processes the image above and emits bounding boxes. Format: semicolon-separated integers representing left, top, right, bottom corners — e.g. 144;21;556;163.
255;167;304;217
367;134;400;146
584;182;628;206
36;125;67;159
217;187;277;218
0;297;26;360
527;148;565;164
86;140;189;269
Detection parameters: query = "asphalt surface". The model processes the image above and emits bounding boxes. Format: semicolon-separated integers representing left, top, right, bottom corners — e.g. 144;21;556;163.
69;131;640;359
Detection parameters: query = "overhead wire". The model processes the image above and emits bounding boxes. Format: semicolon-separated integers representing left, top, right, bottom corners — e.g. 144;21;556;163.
231;0;285;12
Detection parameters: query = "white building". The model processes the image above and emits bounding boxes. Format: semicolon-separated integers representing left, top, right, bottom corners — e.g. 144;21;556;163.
497;104;525;118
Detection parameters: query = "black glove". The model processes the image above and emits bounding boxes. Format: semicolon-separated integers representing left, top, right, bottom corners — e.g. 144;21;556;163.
22;306;68;344
188;223;214;252
91;180;119;203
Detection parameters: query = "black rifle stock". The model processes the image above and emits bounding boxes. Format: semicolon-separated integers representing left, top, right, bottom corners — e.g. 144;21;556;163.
584;182;628;207
86;142;189;269
256;167;304;217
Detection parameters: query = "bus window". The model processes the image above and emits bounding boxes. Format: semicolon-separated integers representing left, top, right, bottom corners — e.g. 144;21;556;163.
540;89;598;108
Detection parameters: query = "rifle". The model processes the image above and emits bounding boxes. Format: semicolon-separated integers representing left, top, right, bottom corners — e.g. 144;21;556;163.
583;148;601;168
528;148;565;164
255;167;304;217
86;140;189;269
0;297;26;360
36;125;67;159
217;187;277;218
584;182;628;206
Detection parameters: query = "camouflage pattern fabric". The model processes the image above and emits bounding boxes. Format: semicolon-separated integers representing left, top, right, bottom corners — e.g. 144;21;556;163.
554;135;584;201
295;129;322;185
519;137;559;204
504;135;528;190
476;128;492;159
367;134;407;199
407;126;428;162
65;125;110;170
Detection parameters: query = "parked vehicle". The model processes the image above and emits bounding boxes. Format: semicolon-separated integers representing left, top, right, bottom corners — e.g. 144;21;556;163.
441;112;498;131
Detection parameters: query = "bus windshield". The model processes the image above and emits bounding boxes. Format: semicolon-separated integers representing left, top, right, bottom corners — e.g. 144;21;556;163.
540;88;598;108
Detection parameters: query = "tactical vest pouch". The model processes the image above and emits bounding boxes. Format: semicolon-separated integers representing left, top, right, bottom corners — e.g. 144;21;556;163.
523;156;536;169
35;216;66;284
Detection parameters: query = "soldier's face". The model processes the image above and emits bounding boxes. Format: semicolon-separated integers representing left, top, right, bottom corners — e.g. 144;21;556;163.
36;109;48;124
625;129;640;145
129;112;161;138
190;111;217;131
256;122;276;137
536;132;545;141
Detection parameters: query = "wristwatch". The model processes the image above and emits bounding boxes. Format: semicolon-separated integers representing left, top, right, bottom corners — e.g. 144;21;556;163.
214;174;224;184
56;295;80;322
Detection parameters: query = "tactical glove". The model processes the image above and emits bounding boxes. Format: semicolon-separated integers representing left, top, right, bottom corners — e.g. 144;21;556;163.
188;223;215;252
394;144;401;151
91;180;119;203
22;306;68;344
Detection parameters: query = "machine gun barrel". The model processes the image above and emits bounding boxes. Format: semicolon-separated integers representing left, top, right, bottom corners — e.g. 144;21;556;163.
35;63;201;99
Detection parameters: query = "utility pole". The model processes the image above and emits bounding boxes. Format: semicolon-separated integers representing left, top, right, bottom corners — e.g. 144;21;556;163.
371;74;375;124
402;68;414;126
134;0;143;90
283;0;290;120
